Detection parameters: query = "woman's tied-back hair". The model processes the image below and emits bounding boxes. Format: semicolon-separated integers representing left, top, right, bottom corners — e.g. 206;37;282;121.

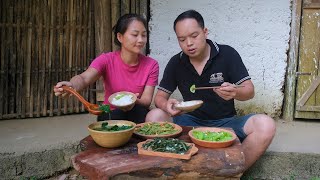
113;13;148;47
173;10;205;32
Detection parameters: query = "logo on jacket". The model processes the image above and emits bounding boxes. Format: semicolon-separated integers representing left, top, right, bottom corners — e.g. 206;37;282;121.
209;73;224;84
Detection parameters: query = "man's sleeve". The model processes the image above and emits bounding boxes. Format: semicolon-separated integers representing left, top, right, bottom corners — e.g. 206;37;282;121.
227;47;251;85
158;56;178;94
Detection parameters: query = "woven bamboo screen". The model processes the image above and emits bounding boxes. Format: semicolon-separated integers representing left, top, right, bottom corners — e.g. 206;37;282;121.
0;0;149;120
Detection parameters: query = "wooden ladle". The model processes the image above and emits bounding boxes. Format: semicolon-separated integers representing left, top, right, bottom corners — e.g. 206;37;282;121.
61;86;103;115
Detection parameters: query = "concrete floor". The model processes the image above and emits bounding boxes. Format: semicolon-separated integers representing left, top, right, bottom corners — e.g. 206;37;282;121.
0;114;320;179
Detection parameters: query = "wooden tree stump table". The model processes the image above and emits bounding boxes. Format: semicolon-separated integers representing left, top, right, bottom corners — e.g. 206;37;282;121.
72;126;245;180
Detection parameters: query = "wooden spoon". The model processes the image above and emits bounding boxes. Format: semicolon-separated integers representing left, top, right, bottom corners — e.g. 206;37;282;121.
61;86;103;115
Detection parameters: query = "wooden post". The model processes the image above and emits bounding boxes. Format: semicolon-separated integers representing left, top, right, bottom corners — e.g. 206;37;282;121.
283;0;303;121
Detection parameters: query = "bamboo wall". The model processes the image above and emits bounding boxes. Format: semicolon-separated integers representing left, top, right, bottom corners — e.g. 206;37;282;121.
0;0;149;120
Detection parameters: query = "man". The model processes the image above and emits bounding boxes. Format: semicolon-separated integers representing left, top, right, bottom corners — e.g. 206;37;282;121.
146;9;276;171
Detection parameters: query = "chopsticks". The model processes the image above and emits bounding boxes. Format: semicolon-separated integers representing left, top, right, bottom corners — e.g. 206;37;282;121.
195;85;245;90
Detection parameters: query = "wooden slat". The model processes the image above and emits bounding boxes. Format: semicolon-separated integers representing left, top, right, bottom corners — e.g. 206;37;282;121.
47;0;53;116
296;105;320;112
296;76;320;106
70;0;76;113
93;0;112;102
0;0;8;119
27;0;35;118
131;0;136;13
8;0;15;115
83;0;90;111
88;0;96;104
74;0;81;113
16;0;24;118
140;0;148;55
303;3;320;8
121;0;130;15
35;0;44;117
111;0;120;51
64;0;71;114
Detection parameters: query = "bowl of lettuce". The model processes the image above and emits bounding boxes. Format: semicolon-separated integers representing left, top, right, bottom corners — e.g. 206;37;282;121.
188;127;236;148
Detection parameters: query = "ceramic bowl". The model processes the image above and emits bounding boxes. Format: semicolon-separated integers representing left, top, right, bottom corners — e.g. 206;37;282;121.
134;122;183;139
174;100;203;112
188;127;236;148
88;120;136;148
108;91;137;110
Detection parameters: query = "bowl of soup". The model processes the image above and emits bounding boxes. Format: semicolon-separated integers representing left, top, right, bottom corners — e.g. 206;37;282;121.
88;120;136;148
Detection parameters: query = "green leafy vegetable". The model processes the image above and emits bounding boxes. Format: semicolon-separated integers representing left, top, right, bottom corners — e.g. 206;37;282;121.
136;122;177;135
99;104;111;114
115;93;126;100
93;122;133;132
190;84;196;93
192;130;233;142
142;137;191;154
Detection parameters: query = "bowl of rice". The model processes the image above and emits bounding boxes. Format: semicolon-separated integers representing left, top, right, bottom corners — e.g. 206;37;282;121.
108;91;137;110
174;100;203;112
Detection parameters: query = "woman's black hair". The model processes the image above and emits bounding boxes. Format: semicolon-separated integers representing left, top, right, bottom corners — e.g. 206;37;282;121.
113;13;148;47
173;10;205;32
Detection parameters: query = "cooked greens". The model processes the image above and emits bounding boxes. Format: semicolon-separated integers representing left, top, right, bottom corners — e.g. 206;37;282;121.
142;137;191;154
135;122;177;135
93;122;133;132
98;104;111;113
192;130;233;142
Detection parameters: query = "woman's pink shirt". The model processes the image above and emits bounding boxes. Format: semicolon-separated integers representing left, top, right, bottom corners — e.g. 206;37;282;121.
89;51;159;108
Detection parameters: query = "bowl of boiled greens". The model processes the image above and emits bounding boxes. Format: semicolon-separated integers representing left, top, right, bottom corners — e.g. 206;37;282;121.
88;120;136;148
188;127;236;148
134;122;182;139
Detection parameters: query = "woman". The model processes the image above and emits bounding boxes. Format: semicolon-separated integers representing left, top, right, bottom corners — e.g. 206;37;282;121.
54;14;159;123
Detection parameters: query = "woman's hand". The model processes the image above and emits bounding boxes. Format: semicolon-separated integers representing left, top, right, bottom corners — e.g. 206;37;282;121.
54;81;73;98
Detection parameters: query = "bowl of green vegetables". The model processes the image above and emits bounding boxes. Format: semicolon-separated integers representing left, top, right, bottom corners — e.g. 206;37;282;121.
134;122;182;139
88;120;136;148
188;127;236;148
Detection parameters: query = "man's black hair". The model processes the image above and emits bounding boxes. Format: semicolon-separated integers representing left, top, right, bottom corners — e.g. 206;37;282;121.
173;10;205;32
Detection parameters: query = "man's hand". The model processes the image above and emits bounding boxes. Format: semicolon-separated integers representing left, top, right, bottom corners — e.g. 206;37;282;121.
213;82;238;101
166;98;182;116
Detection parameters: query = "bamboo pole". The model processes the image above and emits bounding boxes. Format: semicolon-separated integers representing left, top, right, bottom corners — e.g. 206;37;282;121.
8;0;15;115
16;0;24;118
121;0;130;15
111;0;120;51
69;0;77;113
74;0;81;113
0;0;9;118
57;0;63;115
